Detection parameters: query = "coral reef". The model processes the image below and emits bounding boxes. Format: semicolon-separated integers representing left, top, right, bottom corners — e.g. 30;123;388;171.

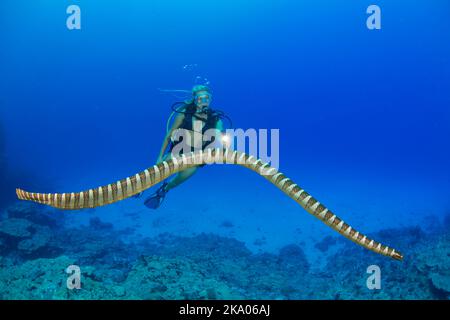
316;226;450;300
415;233;450;299
0;218;33;238
0;201;449;300
0;217;56;259
220;220;234;228
315;235;337;252
6;202;63;229
123;255;240;299
17;225;52;255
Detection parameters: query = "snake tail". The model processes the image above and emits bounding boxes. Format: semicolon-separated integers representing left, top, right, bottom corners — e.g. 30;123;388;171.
16;148;403;261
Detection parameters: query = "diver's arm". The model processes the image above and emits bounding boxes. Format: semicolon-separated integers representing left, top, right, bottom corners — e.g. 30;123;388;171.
157;113;184;163
216;119;224;132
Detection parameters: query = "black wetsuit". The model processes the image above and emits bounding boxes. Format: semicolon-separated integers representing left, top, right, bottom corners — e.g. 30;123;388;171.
167;103;222;156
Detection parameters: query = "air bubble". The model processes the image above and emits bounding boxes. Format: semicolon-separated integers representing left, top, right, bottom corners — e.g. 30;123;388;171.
182;64;198;71
194;76;210;86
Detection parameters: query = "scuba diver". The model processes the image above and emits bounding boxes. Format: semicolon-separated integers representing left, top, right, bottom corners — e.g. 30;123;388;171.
138;85;231;209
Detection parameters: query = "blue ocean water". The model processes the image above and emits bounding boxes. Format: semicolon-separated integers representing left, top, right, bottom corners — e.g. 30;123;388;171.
0;0;449;299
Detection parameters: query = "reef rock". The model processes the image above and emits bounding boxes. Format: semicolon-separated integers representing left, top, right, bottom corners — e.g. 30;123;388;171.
0;217;55;257
89;217;113;230
278;244;310;272
314;236;337;252
154;232;251;260
124;255;240;299
0;255;129;299
17;225;52;255
415;233;450;299
430;273;450;298
0;218;32;238
0;256;75;299
6;202;62;228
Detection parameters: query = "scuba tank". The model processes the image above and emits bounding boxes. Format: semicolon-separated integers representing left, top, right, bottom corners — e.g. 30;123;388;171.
163;101;233;156
166;101;233;136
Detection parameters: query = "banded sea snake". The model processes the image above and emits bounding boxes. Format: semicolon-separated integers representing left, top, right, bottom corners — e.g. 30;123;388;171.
16;148;403;260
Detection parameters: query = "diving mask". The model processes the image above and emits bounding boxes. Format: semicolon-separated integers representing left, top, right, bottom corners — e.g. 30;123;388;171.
195;92;212;106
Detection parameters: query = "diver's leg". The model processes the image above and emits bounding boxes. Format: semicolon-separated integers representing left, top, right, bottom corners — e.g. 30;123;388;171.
160;152;199;191
143;152;200;208
164;167;198;192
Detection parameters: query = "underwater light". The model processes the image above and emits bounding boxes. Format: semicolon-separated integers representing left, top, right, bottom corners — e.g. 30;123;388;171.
221;134;231;147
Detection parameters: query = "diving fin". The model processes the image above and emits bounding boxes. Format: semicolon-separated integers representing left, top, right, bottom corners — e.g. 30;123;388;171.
144;182;168;209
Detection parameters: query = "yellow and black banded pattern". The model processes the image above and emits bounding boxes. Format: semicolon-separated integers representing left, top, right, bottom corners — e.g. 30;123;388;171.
16;148;403;261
